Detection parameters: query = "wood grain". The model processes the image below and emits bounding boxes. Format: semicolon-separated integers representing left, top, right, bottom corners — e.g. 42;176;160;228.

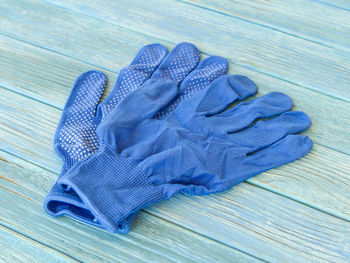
1;150;349;263
0;151;263;263
1;33;350;219
1;0;350;261
315;0;350;10
0;225;78;263
181;0;350;50
1;33;350;155
1;0;350;101
0;32;350;220
1;84;350;261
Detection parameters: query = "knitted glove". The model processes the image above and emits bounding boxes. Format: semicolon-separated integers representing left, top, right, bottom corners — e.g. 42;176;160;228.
57;74;312;233
44;42;229;232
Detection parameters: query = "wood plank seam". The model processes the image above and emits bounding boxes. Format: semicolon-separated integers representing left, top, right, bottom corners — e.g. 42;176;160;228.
247;180;350;222
312;0;350;12
0;223;81;262
2;130;349;223
1;30;348;219
178;0;350;53
2;88;349;227
7;0;349;102
1;37;350;220
1;143;321;263
0;31;114;74
0;150;261;262
2;150;346;262
1;35;349;154
2;29;349;106
1;0;349;260
38;0;350;102
137;209;267;262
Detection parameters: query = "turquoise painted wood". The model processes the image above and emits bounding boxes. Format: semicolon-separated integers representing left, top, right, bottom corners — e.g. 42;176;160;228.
0;225;77;263
317;0;350;10
1;153;254;263
183;0;350;50
1;35;350;221
2;0;350;101
1;0;350;262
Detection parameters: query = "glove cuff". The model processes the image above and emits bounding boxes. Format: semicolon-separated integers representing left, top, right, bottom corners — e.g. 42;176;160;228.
57;147;166;233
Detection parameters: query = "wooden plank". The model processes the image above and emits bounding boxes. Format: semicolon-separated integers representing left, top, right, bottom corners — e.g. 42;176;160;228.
0;151;263;263
0;227;75;263
151;185;350;263
0;225;77;263
1;1;349;261
1;151;349;263
179;0;350;50
1;0;350;101
2;60;349;260
314;0;350;10
1;34;350;155
1;55;350;261
1;64;350;261
0;34;117;109
1;35;350;221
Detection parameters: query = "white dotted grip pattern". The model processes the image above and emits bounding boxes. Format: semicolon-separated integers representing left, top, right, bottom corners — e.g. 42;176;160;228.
56;43;228;169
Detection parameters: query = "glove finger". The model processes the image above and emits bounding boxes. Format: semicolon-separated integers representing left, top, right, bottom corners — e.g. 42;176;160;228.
97;78;178;137
178;55;229;94
226;111;311;153
173;74;257;122
209;92;293;133
196;74;257;116
62;71;107;119
242;134;313;175
156;56;230;118
218;135;312;191
151;42;200;84
98;43;168;119
54;71;107;158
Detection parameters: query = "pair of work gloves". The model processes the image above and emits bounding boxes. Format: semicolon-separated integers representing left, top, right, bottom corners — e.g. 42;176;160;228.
44;43;313;233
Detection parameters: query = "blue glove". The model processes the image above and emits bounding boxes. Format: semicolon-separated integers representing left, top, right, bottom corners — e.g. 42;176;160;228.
44;42;230;231
57;73;313;233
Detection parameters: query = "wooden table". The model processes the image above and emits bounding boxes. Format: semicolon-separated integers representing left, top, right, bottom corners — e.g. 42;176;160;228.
1;0;349;262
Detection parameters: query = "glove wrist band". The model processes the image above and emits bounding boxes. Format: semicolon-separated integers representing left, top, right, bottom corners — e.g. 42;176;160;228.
57;146;166;233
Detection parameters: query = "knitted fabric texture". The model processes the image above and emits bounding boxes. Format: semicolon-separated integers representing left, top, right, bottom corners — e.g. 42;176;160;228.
44;42;229;231
57;74;313;233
